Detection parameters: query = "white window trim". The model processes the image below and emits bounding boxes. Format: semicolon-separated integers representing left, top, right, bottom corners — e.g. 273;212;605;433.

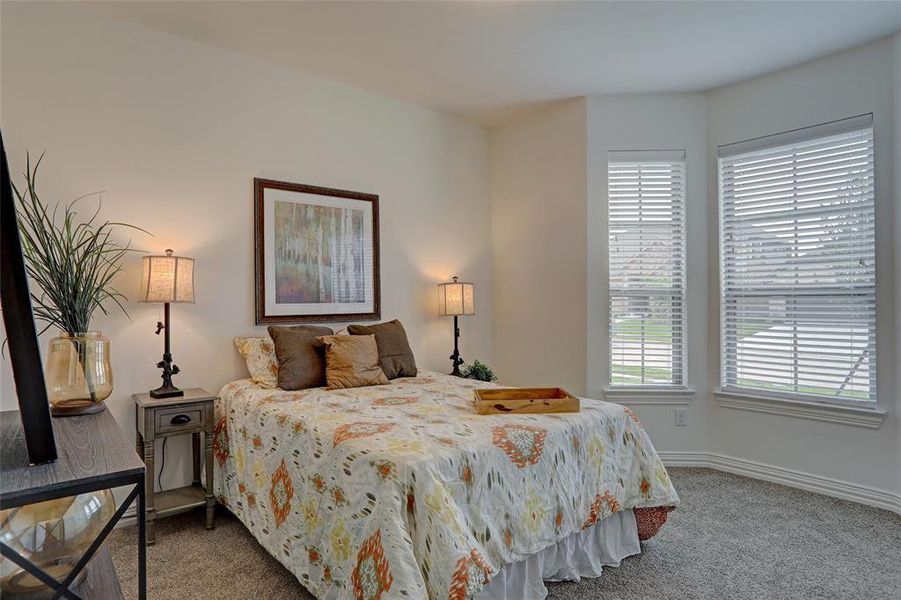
717;113;873;158
714;389;885;429
604;387;695;405
717;114;877;408
607;149;688;389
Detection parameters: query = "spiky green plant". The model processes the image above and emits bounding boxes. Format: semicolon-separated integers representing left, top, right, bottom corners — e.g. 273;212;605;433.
12;152;146;336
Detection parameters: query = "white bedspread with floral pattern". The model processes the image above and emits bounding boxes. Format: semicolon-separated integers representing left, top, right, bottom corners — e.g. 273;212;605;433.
213;371;679;600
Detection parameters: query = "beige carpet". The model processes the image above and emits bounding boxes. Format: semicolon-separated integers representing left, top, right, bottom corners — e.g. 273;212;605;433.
108;468;901;599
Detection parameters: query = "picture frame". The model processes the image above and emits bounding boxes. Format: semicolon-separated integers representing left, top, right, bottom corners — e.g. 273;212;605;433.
254;178;380;324
1;132;57;464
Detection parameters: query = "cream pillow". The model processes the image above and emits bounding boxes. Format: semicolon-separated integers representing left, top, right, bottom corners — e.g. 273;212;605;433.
317;334;389;390
234;336;278;388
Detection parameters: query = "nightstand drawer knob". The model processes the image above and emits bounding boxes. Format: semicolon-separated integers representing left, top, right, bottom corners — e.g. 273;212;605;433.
170;414;191;425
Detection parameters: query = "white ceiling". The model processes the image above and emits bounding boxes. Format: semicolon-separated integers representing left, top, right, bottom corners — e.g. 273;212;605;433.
88;1;901;126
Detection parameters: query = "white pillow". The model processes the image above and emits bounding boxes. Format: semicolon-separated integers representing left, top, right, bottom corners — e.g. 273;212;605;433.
233;336;278;388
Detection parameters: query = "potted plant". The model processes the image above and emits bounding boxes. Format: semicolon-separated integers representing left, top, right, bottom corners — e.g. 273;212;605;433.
461;359;497;383
13;153;145;416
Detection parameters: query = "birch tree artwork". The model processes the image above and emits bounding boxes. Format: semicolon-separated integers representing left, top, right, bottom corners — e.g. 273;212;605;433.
273;200;365;304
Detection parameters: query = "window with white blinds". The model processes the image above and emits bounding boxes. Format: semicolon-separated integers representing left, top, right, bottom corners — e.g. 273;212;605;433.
718;114;876;405
608;150;686;387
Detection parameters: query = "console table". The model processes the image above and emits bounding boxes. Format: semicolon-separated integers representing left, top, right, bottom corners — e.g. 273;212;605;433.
0;409;146;600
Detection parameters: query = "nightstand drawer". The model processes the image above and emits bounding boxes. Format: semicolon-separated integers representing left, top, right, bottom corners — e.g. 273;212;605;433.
155;406;203;434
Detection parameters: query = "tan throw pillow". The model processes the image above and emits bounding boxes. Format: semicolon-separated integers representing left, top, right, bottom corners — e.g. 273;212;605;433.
233;336;278;388
347;319;418;379
268;325;333;390
317;334;389;390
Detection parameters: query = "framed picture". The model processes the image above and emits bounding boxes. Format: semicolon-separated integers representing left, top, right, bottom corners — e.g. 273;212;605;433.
254;178;380;324
1;132;57;464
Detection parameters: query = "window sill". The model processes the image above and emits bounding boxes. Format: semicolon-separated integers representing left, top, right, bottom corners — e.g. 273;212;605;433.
714;390;885;430
603;388;695;405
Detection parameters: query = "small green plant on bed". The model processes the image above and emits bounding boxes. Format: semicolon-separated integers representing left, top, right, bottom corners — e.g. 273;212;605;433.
461;360;497;382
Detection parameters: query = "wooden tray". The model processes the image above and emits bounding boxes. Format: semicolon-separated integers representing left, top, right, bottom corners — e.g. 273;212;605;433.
473;388;580;415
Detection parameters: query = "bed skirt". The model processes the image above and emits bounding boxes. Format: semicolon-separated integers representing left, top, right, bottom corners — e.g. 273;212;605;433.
478;509;640;600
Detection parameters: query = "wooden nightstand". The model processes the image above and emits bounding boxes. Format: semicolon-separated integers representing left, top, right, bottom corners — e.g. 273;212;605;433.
134;388;216;545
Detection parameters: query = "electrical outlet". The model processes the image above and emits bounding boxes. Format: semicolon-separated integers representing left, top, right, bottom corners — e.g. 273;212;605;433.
674;408;688;427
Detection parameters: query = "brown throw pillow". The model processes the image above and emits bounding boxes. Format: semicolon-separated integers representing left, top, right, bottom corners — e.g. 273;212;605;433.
347;319;418;379
268;325;334;390
317;334;389;390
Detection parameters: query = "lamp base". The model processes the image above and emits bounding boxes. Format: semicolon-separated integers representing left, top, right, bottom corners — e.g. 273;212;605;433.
449;315;464;377
152;298;182;398
450;357;463;377
149;385;184;399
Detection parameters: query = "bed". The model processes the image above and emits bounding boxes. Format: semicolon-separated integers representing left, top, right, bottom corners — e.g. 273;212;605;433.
213;370;679;599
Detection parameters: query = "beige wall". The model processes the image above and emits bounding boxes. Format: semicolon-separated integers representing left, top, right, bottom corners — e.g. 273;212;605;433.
586;94;709;452
489;94;710;453
489;99;588;394
705;37;898;496
895;32;901;495
489;38;899;502
0;3;493;489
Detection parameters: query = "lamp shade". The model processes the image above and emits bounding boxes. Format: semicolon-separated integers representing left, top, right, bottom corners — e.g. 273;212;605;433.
438;277;474;316
139;249;195;303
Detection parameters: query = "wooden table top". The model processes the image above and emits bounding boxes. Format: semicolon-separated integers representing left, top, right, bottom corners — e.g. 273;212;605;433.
0;408;144;509
133;387;215;408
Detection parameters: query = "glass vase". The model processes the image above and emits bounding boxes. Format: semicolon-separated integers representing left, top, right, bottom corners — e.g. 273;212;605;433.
45;332;113;417
0;490;116;598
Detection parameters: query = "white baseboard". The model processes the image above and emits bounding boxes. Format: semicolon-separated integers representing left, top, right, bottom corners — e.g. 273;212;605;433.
657;451;710;467
658;450;901;515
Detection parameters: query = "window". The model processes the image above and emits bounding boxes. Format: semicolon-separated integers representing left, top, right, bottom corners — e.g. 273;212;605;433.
718;114;876;405
608;150;686;387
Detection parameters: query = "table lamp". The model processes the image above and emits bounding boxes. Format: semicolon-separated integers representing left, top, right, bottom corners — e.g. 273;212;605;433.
437;276;474;376
139;249;195;398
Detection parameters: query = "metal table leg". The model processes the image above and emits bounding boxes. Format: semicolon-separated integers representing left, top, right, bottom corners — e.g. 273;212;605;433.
138;480;147;600
0;542;82;600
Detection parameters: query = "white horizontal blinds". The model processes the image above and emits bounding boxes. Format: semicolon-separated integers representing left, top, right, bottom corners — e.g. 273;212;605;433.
608;151;686;387
719;116;876;404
